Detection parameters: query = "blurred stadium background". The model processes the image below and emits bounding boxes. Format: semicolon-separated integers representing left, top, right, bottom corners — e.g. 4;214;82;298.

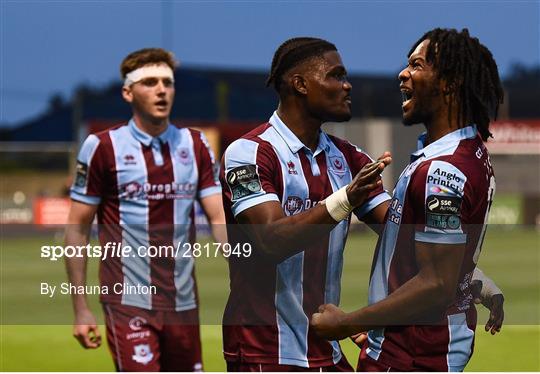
1;1;539;371
1;64;538;371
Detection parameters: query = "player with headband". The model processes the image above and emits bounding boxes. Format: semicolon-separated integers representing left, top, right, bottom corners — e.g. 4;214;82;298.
65;48;225;371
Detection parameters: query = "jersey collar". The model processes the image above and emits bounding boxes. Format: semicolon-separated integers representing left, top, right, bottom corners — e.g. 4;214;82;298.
411;125;478;161
128;119;173;147
269;111;331;155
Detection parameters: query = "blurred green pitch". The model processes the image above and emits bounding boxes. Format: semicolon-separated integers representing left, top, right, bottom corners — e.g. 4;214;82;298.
1;228;539;371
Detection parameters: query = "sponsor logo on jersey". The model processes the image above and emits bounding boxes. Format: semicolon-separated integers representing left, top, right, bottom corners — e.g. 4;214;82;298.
388;197;403;225
475;147;483;159
123;154;137;165
132;344;153;365
74;161;88;188
426;167;464;194
120;181;196;200
426;195;461;214
226;165;262;201
287;160;298;175
284;196;304;216
128;316;147;331
426;194;462;230
126;330;151;341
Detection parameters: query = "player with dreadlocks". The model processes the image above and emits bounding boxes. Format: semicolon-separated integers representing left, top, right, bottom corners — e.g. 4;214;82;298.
311;28;504;371
220;37;392;371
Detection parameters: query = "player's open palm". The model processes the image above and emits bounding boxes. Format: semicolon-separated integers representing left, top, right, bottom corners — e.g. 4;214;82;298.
73;308;102;349
347;152;392;208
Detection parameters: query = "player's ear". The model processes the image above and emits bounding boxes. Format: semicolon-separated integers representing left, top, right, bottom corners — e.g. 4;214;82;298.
291;74;308;96
122;85;133;103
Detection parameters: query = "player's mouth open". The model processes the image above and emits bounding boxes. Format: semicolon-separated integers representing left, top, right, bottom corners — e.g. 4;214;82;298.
155;100;168;108
400;89;413;108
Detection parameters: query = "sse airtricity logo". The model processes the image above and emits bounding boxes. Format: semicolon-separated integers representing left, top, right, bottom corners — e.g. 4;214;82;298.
427;196;440;211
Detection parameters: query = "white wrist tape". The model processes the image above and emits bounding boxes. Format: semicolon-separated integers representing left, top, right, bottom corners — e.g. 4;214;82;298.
324;185;353;222
472;267;502;298
124;64;175;87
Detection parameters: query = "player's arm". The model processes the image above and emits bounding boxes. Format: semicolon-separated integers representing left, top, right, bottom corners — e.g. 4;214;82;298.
350;151;392;235
360;200;390;235
237;159;388;261
193;130;227;244
199;193;227;244
64;200;102;349
311;241;466;339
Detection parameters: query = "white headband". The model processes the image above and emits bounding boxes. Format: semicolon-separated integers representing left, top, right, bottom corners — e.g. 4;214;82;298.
124;65;175;87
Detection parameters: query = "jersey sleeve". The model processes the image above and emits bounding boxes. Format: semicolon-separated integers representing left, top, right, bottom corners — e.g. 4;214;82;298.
411;160;468;244
222;138;280;217
345;143;391;220
193;130;221;199
70;134;104;205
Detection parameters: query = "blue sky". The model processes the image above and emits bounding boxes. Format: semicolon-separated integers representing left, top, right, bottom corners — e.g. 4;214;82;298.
1;0;539;127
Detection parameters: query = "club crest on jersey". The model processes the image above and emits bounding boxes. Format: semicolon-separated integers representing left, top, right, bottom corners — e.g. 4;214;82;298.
176;148;192;165
132;344;153;365
284;196;304;216
122;182;143;199
128;316;147;331
328;156;347;177
287;160;298;175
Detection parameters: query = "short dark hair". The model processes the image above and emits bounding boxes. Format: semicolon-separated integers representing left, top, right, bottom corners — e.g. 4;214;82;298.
120;48;177;78
266;37;337;93
408;28;504;141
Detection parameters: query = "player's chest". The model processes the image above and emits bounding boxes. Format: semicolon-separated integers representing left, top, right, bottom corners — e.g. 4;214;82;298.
112;142;198;201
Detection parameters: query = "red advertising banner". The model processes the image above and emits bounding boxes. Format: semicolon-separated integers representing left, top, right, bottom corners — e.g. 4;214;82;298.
33;197;71;225
487;120;540;154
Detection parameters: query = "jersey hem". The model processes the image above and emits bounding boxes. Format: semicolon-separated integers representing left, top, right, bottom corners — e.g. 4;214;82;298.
232;193;280;216
415;231;467;244
100;297;197;312
70;192;101;205
223;352;337;367
354;192;391;218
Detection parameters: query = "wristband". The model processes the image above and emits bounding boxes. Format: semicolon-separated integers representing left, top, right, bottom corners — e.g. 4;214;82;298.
472;267;502;298
324;186;353;222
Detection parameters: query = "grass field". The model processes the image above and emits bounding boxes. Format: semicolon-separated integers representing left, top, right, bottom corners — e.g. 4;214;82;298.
1;227;539;371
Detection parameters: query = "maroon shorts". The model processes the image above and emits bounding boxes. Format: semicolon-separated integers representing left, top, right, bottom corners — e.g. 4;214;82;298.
103;303;202;372
226;357;353;372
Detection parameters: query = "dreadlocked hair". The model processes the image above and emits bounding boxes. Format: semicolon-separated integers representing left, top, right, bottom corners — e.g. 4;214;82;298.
408;28;504;141
266;37;337;93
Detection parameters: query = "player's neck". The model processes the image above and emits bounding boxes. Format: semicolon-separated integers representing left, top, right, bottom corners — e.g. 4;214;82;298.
424;115;461;146
277;105;321;152
132;114;169;138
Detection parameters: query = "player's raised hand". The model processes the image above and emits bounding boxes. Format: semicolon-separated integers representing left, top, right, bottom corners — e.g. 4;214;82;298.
311;303;350;340
73;308;102;349
346;152;392;208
